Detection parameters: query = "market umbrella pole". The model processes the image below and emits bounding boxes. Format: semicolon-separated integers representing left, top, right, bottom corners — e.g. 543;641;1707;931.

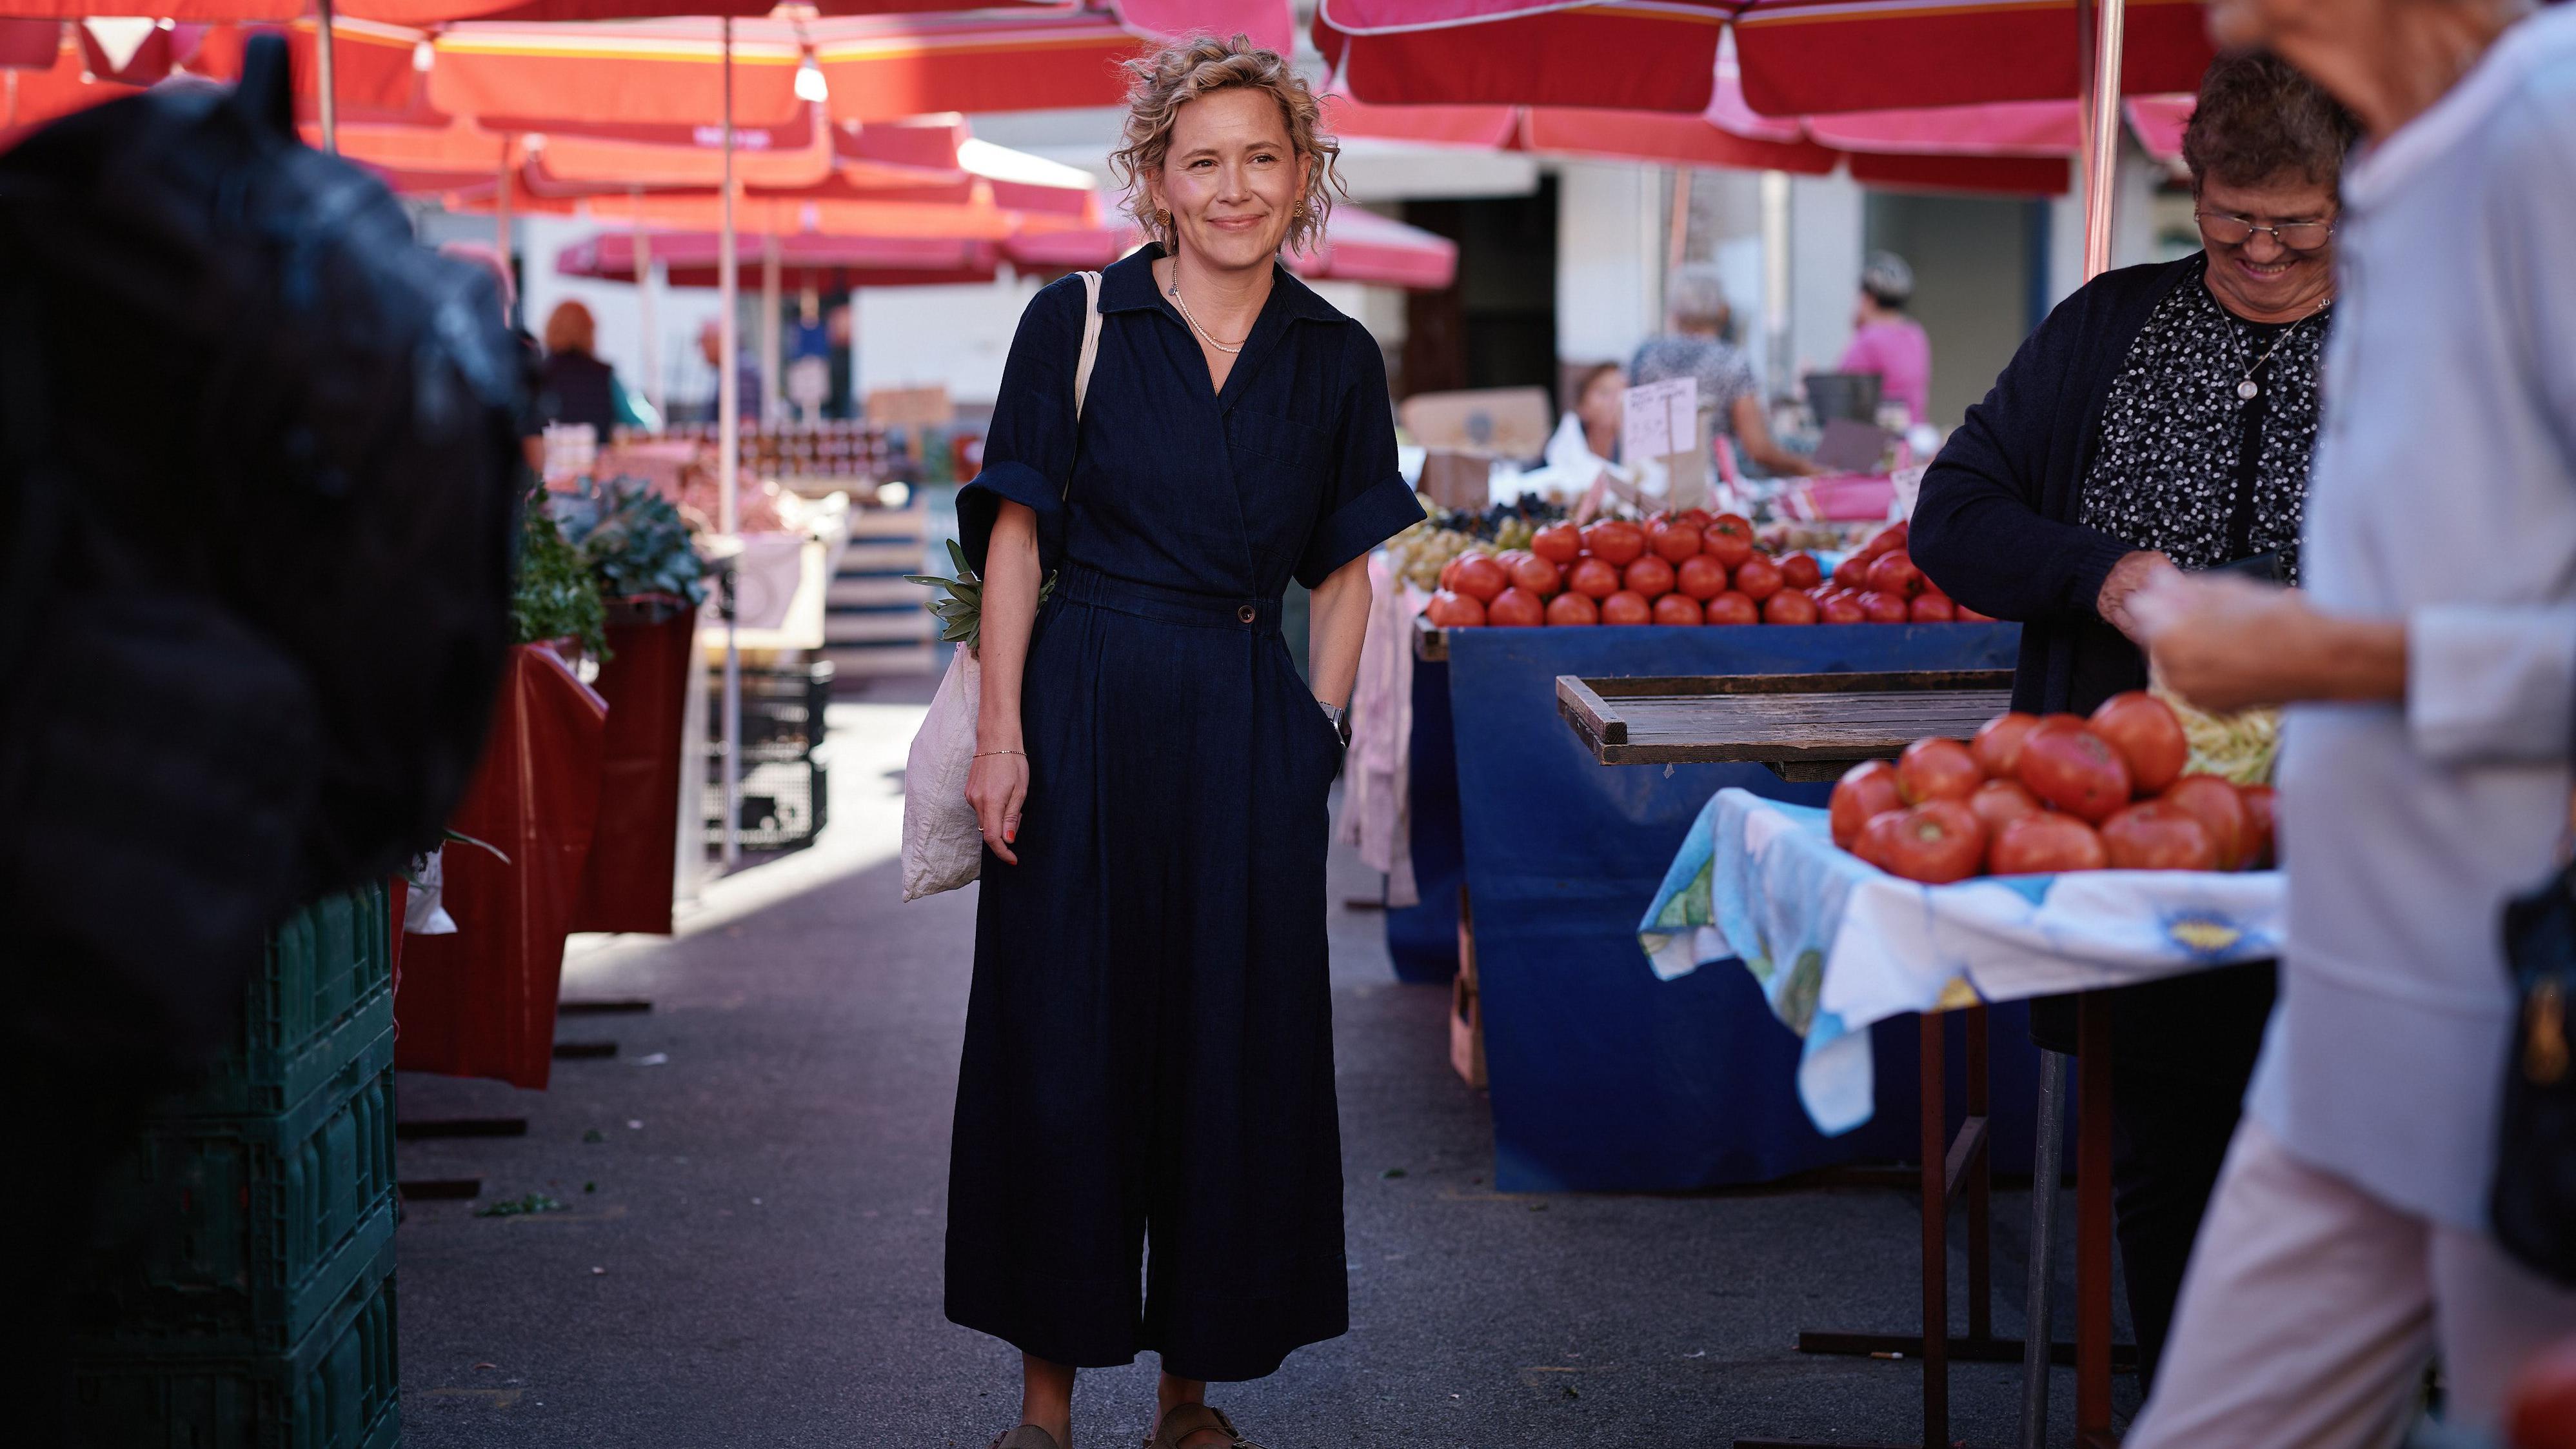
313;0;337;152
761;232;782;426
495;139;515;328
719;15;742;868
636;218;660;419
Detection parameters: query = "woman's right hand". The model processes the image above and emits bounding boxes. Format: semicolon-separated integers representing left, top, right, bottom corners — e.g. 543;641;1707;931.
2097;549;2183;644
966;743;1029;866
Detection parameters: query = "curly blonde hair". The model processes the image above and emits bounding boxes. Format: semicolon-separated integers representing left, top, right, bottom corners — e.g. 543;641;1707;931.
1106;35;1343;257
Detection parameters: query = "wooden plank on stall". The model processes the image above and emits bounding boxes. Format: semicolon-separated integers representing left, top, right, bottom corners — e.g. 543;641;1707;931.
1556;671;2013;769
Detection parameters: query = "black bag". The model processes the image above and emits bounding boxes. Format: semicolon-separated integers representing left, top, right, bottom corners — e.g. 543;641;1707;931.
2493;796;2576;1285
0;36;527;1070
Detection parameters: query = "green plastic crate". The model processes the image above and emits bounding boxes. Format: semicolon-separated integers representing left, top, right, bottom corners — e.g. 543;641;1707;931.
183;887;396;1118
66;1262;399;1449
73;1030;397;1352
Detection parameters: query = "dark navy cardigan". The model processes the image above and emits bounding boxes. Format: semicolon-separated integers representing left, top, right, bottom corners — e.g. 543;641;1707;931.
1910;255;2202;715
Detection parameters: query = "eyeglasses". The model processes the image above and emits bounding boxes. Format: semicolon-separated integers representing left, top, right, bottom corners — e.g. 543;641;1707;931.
2195;211;2336;252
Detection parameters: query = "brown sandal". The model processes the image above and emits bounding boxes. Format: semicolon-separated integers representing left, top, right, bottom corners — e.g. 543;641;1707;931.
1144;1404;1265;1449
989;1428;1065;1449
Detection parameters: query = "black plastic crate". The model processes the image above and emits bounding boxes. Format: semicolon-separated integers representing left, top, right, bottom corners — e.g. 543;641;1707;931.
183;887;394;1118
707;662;833;850
72;1030;398;1353
66;1259;399;1449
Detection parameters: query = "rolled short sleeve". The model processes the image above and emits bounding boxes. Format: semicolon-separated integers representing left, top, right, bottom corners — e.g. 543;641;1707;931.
958;278;1084;575
1294;332;1424;590
2407;603;2576;764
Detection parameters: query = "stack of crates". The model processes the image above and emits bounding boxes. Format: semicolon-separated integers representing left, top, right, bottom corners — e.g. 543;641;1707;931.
63;885;401;1448
709;660;834;852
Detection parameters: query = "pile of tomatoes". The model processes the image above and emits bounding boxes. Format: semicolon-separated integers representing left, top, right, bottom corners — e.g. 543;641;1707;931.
1422;514;1990;628
1830;692;2278;884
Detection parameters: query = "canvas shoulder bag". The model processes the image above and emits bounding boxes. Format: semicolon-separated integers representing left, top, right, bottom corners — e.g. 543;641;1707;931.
900;272;1101;901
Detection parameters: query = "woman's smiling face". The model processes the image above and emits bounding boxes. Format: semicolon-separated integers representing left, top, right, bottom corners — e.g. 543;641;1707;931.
1149;87;1310;272
2195;170;2339;323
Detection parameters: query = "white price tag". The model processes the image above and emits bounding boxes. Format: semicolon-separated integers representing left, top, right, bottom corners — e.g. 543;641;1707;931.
1622;377;1698;460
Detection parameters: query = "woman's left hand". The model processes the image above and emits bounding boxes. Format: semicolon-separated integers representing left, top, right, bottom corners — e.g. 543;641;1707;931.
2132;572;2310;712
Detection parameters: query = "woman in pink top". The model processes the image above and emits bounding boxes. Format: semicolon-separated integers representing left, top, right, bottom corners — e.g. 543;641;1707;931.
1838;252;1932;425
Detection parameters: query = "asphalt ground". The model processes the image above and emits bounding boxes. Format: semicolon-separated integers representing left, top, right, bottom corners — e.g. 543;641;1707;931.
395;681;2142;1448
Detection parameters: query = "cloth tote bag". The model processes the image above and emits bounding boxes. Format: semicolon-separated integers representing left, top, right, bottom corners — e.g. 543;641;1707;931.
901;272;1101;901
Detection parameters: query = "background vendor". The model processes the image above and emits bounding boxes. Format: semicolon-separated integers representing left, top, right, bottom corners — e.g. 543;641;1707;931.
1836;252;1931;426
1629;267;1816;479
1907;54;2359;1390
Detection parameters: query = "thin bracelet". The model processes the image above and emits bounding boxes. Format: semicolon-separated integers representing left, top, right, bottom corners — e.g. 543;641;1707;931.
973;748;1025;759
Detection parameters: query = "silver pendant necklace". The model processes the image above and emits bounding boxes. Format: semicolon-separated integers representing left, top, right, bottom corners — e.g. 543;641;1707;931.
2235;297;2330;401
1165;261;1248;355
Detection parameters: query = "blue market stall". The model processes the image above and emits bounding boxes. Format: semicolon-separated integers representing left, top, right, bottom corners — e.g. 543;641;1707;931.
1426;619;2038;1192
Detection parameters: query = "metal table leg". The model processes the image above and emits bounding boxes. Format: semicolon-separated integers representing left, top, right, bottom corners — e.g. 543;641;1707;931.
2019;1050;2069;1449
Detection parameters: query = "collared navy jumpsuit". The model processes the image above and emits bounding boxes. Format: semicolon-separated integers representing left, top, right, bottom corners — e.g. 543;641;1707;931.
946;246;1423;1382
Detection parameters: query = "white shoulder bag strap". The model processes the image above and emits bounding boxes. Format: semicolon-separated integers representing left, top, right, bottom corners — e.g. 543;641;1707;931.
1071;271;1104;493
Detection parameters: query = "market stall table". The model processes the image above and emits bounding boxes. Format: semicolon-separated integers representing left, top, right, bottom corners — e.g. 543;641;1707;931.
1567;678;2278;1449
1409;617;2035;1194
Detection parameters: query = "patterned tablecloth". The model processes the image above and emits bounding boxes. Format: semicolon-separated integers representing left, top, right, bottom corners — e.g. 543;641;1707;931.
1639;788;2285;1135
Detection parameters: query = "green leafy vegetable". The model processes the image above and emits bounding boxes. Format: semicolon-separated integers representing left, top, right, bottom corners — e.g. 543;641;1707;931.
549;475;708;606
511;490;608;660
907;538;1055;652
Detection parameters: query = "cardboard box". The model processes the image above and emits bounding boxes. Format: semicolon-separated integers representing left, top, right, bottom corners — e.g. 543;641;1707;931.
1400;386;1552;460
1416;450;1494;512
865;385;954;429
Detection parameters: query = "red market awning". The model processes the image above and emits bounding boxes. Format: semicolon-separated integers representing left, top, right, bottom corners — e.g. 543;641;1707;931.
809;9;1145;124
427;17;805;127
1314;0;2216;116
557;228;1001;288
1314;0;1735;113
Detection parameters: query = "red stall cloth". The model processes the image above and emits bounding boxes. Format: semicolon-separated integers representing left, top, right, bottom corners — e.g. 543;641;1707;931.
571;597;696;936
396;643;607;1089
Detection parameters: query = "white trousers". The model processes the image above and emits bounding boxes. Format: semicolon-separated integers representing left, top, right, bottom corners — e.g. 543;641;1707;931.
2126;1119;2576;1449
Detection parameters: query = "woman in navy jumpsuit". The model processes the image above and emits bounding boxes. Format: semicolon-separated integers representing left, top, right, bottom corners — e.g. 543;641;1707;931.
946;37;1423;1449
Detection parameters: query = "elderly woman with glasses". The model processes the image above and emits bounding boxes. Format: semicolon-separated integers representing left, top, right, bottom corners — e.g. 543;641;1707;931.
1907;52;2359;1392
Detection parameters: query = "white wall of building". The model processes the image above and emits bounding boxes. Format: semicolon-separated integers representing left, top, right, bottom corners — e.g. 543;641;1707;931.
1552;161;1664;370
1787;171;1867;385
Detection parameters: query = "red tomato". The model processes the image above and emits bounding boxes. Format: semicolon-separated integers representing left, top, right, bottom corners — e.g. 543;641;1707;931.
1675;555;1729;600
2099;801;2219;871
1970;712;2041;777
1832;554;1872;590
1779;553;1823;590
1600;590;1653;626
1702;514;1756;569
1762;590;1819;625
1910;594;1956;623
2238;783;2277;868
1425;590;1485;628
1486;586;1545;627
2016;724;2134;823
1649;521;1704;564
1531;523;1583;565
1652;593;1704;626
1990;812;2109;875
2089;691;2188;795
1452;554;1508;603
1853;809;1908;872
1584;521;1647;566
1676;508;1714;531
1703;591;1759;626
1867;551;1927;599
1878;801;1988;884
1567;557;1621;600
1494;548;1529;568
2161;775;2250;870
1897;737;1985;804
1438;555;1465;593
2503;1332;2576;1449
1733;555;1785;603
1819;592;1867;625
1858;590;1910;625
1954;603;1997;624
1623;555;1677;598
1969;777;2043;834
1830;760;1905;849
1507;553;1562;597
1859;521;1909;558
1544;590;1600;626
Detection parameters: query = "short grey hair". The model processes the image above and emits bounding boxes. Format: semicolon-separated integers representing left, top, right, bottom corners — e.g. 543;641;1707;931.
1665;266;1732;331
1862;252;1914;308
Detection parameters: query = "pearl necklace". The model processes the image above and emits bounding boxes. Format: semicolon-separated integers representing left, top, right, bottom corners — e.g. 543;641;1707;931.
1165;263;1249;355
2235;297;2330;402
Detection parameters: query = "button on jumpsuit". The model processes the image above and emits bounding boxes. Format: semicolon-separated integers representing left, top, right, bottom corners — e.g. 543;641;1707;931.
946;246;1425;1381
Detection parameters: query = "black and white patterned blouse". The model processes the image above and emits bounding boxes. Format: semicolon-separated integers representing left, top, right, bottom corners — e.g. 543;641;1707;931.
2078;272;2331;585
1629;334;1758;437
